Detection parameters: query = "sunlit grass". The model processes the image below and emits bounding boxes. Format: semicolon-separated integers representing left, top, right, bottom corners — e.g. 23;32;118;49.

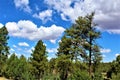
0;77;7;80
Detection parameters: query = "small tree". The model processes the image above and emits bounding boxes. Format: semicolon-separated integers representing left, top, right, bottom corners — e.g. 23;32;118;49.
56;54;72;80
30;40;48;80
5;53;19;79
5;54;34;80
57;36;74;80
49;58;57;74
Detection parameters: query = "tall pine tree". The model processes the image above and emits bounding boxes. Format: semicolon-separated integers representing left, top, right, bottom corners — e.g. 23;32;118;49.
0;26;9;76
30;40;48;80
62;13;102;76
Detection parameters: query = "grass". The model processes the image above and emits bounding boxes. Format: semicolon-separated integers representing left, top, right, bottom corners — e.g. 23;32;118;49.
0;77;7;80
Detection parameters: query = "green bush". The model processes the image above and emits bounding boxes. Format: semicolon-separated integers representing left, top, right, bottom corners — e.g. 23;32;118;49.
93;72;104;80
112;73;120;80
42;73;60;80
69;70;91;80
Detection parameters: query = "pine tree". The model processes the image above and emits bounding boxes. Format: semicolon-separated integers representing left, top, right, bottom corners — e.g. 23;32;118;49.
57;36;73;59
30;40;48;80
0;26;9;76
5;54;35;80
57;36;73;80
63;13;102;76
5;53;19;79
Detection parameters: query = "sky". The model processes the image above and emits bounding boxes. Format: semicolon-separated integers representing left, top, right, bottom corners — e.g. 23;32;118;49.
0;0;120;62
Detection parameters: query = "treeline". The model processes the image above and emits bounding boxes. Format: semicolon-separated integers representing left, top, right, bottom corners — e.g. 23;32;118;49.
0;13;120;80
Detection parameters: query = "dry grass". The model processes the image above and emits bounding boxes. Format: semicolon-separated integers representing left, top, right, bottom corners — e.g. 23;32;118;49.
0;77;7;80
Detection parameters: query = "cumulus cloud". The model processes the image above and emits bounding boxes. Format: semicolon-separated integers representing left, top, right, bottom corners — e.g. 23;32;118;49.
0;23;3;28
18;42;29;47
45;0;95;22
93;0;120;32
6;20;65;41
100;48;111;53
45;0;120;34
14;0;31;13
33;10;52;22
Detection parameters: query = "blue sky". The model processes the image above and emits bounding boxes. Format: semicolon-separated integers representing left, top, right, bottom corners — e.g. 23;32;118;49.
0;0;120;62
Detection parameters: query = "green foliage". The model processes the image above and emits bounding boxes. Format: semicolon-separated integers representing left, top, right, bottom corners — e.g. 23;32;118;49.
57;36;73;60
49;58;57;73
30;40;48;79
56;54;72;80
57;13;102;77
70;70;91;80
73;61;88;72
93;72;104;80
42;73;60;80
0;14;104;79
5;54;35;80
5;53;18;78
0;26;9;76
112;73;120;80
92;51;102;73
0;26;9;54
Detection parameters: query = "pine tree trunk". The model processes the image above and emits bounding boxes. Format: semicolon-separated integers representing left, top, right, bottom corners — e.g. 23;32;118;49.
89;36;92;77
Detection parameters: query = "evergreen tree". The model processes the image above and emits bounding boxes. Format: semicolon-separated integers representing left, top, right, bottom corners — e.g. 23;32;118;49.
57;36;73;59
5;53;19;79
49;58;57;73
30;40;48;80
0;26;9;76
57;36;73;80
63;13;101;76
56;54;72;80
5;54;34;80
18;55;35;80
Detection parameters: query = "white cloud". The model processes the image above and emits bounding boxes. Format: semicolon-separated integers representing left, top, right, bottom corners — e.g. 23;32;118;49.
14;0;31;13
45;0;120;34
58;40;61;43
33;10;52;22
45;0;95;22
13;45;22;51
26;47;34;53
47;47;57;60
43;43;47;46
115;53;120;57
50;40;56;44
0;23;3;28
6;20;65;41
18;42;29;47
107;30;120;34
93;0;120;34
60;13;69;21
100;48;111;53
13;45;17;48
10;48;15;52
47;48;58;53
